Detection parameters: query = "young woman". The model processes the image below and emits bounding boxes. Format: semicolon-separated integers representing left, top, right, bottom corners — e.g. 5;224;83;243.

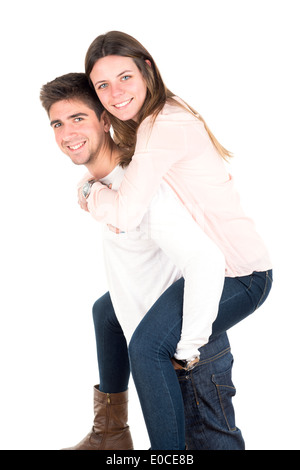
79;31;273;449
41;73;245;451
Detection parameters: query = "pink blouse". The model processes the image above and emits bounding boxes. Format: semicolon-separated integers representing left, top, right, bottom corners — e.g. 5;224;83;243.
88;99;271;277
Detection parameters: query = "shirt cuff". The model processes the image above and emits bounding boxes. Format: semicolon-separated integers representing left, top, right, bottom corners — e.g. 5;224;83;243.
174;347;200;362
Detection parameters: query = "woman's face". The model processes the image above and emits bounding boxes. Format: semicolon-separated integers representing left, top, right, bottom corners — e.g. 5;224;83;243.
90;55;148;122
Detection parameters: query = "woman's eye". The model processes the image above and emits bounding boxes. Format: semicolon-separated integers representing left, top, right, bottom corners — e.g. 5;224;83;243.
98;83;108;90
121;75;130;81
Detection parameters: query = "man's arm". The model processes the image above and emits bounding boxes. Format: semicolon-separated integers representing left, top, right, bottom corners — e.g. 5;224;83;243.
141;183;225;362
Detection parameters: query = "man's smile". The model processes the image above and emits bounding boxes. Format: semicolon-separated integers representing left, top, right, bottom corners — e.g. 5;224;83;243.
66;141;87;151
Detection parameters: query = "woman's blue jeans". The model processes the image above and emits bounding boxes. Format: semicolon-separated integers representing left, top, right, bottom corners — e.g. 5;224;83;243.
92;270;272;450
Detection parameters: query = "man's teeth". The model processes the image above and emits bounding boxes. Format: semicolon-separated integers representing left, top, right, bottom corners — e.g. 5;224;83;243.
69;142;85;150
114;99;132;109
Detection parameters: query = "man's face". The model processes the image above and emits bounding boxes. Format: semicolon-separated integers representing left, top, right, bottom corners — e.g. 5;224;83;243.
49;99;108;166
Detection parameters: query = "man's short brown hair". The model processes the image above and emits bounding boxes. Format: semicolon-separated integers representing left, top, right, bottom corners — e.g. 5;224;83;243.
40;73;105;120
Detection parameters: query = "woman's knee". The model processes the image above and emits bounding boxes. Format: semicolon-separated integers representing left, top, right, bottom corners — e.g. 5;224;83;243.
92;292;114;328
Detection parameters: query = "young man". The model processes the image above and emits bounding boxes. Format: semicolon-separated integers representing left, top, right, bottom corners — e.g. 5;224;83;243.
40;73;244;450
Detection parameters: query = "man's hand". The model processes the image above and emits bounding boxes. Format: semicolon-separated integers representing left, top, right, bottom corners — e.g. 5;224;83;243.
171;357;199;371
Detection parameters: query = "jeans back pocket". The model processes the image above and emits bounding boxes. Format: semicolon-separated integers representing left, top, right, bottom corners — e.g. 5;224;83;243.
211;366;237;432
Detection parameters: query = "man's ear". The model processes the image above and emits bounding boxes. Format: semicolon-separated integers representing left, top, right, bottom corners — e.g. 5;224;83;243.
101;111;111;132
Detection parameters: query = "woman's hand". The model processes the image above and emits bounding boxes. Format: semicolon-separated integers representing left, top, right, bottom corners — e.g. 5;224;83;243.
78;188;89;212
77;173;95;212
107;224;124;234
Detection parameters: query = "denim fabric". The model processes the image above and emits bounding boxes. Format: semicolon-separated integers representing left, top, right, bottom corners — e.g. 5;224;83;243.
176;333;245;450
92;293;130;393
92;270;272;449
128;270;272;449
212;270;273;337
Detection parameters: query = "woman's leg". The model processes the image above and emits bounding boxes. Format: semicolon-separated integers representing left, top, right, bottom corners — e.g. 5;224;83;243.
128;286;186;450
62;292;133;450
128;270;272;450
136;270;272;343
92;292;130;393
211;270;273;338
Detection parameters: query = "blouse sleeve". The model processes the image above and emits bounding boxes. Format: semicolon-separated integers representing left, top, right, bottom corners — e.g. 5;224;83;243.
87;115;189;231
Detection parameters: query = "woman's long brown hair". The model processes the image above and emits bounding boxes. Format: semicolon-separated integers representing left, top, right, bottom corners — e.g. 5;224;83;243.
85;31;232;166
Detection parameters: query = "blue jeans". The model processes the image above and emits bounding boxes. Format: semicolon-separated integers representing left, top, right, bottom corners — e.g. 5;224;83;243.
93;270;272;450
177;334;244;450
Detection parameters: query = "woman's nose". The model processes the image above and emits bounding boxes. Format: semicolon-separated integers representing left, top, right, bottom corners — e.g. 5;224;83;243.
110;82;124;99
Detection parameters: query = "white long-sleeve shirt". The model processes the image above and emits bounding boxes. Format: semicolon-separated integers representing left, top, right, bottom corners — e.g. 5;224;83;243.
99;165;225;361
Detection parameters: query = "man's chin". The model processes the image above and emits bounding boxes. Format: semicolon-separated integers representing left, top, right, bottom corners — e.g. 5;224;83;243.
69;154;92;166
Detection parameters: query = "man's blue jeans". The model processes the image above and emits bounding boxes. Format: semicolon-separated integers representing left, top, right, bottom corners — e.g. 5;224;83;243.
176;333;244;450
92;270;272;450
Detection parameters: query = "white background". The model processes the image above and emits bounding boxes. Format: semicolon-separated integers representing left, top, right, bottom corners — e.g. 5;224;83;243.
0;0;299;450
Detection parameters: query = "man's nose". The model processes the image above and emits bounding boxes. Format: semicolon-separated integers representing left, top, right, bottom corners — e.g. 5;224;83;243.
62;124;77;143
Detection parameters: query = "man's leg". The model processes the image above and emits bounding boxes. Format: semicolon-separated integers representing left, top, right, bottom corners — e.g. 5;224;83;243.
177;333;245;450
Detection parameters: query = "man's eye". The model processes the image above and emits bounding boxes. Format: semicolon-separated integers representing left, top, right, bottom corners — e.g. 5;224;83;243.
74;117;83;122
54;123;61;129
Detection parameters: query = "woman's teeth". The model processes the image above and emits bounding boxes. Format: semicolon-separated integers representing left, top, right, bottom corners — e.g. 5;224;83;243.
114;99;132;109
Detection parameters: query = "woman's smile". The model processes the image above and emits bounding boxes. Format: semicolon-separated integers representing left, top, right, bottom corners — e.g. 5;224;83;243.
90;55;148;122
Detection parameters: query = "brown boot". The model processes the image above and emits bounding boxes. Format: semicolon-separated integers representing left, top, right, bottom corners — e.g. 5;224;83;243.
63;386;134;450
